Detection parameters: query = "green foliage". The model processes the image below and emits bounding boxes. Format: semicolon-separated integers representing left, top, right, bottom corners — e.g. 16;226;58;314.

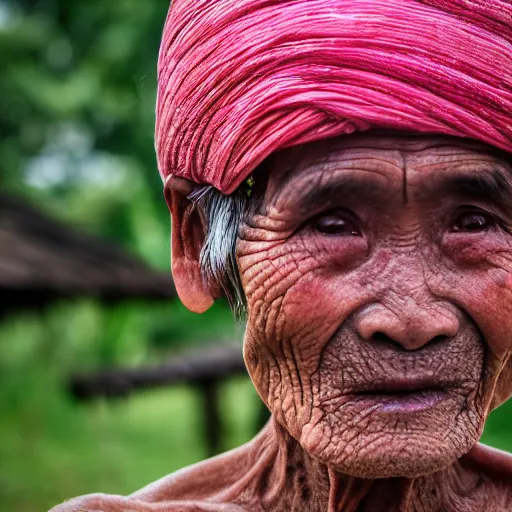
1;0;169;257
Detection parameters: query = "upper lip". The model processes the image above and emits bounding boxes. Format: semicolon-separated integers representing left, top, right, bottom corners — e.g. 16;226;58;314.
354;376;451;395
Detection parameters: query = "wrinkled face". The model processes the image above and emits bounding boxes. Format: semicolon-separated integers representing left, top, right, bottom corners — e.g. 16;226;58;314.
237;134;512;479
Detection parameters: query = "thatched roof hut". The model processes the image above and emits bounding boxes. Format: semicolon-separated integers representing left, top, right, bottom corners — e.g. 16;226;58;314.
0;194;175;313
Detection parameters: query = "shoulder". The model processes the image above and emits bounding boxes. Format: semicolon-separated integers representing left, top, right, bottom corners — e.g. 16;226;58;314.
462;442;512;484
49;426;277;512
48;492;247;511
48;452;250;512
457;442;512;509
128;443;257;504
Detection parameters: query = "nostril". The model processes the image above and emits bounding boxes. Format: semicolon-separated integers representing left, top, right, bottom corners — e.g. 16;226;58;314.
373;332;391;343
368;332;450;351
429;335;448;346
371;331;401;348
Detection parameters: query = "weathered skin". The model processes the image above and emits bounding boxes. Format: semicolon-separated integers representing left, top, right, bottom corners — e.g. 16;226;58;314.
51;134;512;511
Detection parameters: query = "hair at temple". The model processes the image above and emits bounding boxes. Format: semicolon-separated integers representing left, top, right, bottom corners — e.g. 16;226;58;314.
189;185;250;320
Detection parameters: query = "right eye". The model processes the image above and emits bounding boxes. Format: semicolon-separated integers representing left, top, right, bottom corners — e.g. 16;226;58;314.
451;209;495;233
311;210;362;236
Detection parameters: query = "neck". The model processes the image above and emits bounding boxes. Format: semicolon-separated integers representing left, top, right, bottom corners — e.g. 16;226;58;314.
248;417;483;512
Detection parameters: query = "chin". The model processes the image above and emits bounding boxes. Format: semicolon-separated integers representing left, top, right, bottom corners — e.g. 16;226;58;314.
300;408;482;479
327;435;461;479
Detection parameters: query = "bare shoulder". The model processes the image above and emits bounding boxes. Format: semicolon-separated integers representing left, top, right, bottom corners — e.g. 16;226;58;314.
48;428;275;512
463;442;512;484
457;442;512;510
48;492;247;512
48;451;252;511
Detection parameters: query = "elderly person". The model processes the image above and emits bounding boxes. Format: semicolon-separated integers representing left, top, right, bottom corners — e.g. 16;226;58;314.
52;0;512;511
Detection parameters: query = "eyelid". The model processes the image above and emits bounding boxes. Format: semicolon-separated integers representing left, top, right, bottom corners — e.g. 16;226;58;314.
310;207;362;224
303;207;364;236
453;201;510;221
449;205;502;232
452;205;496;218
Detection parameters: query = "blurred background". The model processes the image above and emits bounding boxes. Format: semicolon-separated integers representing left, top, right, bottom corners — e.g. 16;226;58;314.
0;1;510;511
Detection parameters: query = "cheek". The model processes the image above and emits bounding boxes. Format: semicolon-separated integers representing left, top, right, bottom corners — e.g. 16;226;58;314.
238;237;371;432
442;232;511;265
467;273;512;356
239;235;370;358
441;235;512;357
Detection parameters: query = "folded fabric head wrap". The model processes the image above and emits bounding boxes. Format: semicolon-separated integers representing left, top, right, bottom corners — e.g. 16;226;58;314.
156;0;512;195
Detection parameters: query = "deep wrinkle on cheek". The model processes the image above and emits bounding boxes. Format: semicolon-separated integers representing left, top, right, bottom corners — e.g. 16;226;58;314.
472;275;512;358
441;234;508;265
433;243;512;360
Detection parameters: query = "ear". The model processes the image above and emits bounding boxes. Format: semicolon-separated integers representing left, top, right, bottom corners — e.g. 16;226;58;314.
164;176;218;313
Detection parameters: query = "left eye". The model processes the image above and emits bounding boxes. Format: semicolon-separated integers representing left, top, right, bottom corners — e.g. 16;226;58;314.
451;210;494;233
312;211;361;236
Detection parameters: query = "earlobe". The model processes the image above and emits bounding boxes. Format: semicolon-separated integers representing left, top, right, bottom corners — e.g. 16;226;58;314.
164;176;215;313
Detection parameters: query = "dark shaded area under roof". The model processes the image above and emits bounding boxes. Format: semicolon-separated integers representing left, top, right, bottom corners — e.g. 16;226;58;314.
69;344;246;401
0;193;176;314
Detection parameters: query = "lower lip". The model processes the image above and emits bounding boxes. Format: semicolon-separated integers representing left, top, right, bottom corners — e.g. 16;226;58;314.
353;390;449;413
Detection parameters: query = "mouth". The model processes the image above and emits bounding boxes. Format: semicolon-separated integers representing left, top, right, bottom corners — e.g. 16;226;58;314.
352;378;452;413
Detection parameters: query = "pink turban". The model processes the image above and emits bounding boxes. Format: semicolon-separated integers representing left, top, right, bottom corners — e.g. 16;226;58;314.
156;0;512;195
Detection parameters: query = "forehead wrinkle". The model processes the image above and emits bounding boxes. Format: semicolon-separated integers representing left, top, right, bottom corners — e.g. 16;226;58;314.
269;137;409;181
398;148;408;205
402;145;512;200
261;135;510;213
403;139;507;171
408;164;512;206
270;167;397;216
409;156;512;182
268;153;404;208
266;134;472;199
412;157;511;173
301;133;489;154
397;140;490;154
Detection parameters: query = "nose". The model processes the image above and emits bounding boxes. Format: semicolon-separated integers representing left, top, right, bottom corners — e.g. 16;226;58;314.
354;301;460;351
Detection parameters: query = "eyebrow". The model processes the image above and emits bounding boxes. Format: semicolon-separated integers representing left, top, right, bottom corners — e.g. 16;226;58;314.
282;173;392;215
437;168;512;208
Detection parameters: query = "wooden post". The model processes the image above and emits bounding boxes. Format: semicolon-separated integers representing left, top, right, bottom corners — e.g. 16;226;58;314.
197;379;222;457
